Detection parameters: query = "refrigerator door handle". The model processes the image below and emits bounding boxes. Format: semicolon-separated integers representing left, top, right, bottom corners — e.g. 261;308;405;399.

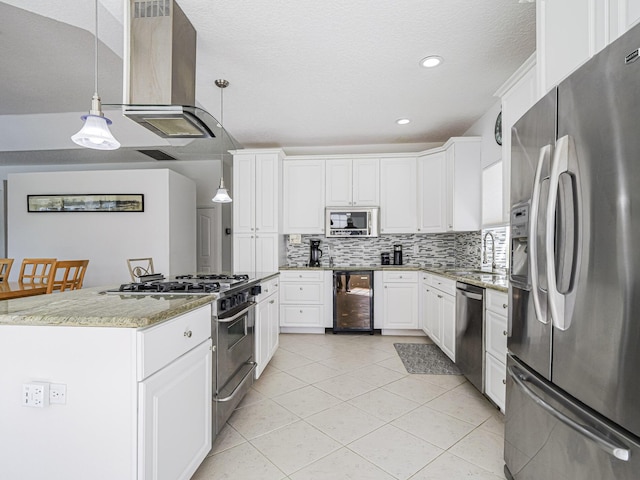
508;365;631;462
529;144;550;324
545;135;581;331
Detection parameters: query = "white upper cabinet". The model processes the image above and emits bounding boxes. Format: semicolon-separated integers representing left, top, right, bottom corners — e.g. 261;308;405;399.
282;159;325;234
352;158;380;206
417;151;446;233
379;157;417;234
233;152;280;234
537;0;640;95
233;150;282;274
497;56;537;224
325;158;379;206
444;138;482;232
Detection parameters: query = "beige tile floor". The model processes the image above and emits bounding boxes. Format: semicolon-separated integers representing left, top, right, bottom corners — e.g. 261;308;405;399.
192;333;507;480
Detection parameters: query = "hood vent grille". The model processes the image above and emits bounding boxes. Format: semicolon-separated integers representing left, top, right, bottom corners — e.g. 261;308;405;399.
137;149;177;161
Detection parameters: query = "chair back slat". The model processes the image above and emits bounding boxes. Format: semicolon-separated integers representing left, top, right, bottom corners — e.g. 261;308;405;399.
19;258;57;286
49;260;89;293
0;258;14;283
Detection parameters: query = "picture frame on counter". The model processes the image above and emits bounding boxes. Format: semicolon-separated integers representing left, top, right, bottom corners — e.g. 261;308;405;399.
27;194;145;213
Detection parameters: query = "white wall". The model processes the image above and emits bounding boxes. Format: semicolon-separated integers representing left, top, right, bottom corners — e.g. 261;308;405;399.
464;100;502;168
7;169;195;287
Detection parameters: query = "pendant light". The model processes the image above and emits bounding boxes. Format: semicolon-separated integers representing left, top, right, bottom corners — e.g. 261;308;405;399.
212;79;232;203
71;0;120;150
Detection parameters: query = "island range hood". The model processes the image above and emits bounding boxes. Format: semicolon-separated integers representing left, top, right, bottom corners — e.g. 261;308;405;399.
124;0;214;139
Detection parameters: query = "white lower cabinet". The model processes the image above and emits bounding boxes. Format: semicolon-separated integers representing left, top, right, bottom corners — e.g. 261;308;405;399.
138;340;212;480
255;276;280;379
137;305;213;480
380;271;419;331
484;289;509;412
421;273;456;361
279;270;331;332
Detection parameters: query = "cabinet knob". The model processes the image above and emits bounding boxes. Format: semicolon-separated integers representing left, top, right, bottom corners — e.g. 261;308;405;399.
384;286;387;288
417;228;421;231
399;275;403;278
300;287;303;290
251;227;254;231
265;288;269;293
448;224;453;229
299;309;303;313
503;303;508;309
502;379;506;385
184;330;193;338
275;283;278;287
438;294;443;299
270;300;275;304
256;227;260;231
503;330;508;336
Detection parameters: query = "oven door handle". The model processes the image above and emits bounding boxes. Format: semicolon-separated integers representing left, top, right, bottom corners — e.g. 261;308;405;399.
216;362;257;403
216;301;256;323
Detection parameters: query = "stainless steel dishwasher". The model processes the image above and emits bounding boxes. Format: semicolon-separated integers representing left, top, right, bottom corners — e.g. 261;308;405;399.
456;282;485;392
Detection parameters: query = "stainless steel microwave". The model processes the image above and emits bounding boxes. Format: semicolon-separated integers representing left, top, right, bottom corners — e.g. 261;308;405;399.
325;207;379;237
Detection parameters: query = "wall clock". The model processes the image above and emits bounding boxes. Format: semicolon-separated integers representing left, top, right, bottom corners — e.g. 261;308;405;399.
495;111;503;146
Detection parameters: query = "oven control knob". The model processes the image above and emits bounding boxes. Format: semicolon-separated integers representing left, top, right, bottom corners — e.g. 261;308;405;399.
251;285;262;296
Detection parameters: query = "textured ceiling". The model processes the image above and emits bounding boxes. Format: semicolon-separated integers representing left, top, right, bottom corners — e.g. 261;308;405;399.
0;0;535;157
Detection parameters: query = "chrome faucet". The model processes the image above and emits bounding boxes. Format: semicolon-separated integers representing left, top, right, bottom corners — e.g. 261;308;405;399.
483;232;497;272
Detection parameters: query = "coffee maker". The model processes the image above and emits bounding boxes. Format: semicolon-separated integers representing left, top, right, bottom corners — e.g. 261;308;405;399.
393;244;403;265
309;239;323;267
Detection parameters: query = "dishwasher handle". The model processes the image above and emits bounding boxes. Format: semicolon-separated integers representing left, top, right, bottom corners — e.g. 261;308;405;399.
456;282;485;301
457;290;484;301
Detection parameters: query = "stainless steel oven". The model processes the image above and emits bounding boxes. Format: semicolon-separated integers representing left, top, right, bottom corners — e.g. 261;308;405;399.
212;285;258;435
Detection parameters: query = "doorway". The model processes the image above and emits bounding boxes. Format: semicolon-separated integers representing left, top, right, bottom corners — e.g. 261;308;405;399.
196;207;222;273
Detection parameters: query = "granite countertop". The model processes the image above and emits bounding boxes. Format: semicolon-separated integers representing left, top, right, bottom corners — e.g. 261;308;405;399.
279;264;508;292
0;287;215;329
0;272;282;329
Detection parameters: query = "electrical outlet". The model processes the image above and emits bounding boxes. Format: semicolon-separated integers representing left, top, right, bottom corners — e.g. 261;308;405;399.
49;383;67;405
288;234;302;245
23;382;50;408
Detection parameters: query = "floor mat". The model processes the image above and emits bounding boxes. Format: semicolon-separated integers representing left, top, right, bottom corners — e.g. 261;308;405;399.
393;343;462;375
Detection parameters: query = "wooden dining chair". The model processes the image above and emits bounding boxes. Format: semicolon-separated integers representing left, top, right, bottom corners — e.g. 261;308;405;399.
127;257;155;282
18;258;57;288
0;258;14;283
48;260;90;293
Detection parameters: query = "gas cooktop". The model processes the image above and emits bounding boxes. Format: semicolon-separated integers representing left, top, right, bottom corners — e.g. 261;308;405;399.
105;273;255;296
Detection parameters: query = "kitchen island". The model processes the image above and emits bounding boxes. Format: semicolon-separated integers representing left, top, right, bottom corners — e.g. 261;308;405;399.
0;287;216;480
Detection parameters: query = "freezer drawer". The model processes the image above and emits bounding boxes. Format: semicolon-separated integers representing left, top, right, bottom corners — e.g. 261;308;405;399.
504;354;640;480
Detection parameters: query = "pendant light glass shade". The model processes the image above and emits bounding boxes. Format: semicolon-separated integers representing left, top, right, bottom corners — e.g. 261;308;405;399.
212;79;232;203
71;113;120;150
71;0;120;150
212;177;232;203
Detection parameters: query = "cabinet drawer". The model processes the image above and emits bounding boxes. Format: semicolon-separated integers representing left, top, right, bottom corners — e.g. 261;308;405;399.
485;353;506;412
137;304;212;381
280;270;324;282
486;310;508;360
429;275;456;296
256;277;279;302
280;282;323;304
382;271;418;283
280;305;323;327
486;288;508;315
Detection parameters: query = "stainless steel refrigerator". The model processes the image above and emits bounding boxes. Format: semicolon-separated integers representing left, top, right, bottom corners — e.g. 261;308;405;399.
505;22;640;480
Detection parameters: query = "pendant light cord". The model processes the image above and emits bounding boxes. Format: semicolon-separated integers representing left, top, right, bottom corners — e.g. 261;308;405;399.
94;0;99;96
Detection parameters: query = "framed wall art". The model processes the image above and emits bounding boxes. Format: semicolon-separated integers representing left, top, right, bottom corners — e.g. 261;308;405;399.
27;194;144;213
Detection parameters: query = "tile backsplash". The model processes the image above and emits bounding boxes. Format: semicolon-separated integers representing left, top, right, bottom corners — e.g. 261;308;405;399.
285;227;510;271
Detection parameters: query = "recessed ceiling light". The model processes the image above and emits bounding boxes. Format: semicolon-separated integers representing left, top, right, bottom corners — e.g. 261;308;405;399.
396;118;410;125
420;55;443;68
